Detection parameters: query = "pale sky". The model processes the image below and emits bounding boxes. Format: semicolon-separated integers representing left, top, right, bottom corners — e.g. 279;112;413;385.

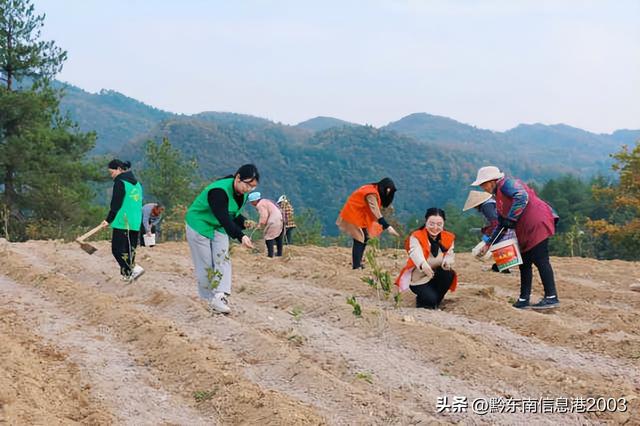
34;0;640;133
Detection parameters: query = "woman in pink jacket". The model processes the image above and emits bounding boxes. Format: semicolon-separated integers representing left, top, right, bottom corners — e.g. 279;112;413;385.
248;192;285;257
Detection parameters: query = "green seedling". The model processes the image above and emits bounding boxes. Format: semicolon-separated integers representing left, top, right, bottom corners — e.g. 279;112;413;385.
393;291;402;308
288;307;303;322
362;249;393;300
216;249;231;262
355;371;373;384
287;334;305;346
193;389;216;403
347;296;362;317
206;267;223;289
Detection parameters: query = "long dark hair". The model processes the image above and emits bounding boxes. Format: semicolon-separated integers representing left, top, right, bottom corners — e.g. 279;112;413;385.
375;177;396;208
235;164;260;182
108;159;131;170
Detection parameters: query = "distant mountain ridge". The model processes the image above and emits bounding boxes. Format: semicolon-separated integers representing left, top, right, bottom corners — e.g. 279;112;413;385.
56;83;174;154
54;83;640;233
383;113;630;176
296;116;359;132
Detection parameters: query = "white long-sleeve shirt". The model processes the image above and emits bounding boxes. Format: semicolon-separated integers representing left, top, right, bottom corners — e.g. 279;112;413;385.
408;235;455;271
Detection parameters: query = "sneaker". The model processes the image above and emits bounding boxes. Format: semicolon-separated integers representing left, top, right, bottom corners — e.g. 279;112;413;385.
209;293;231;314
530;296;560;310
131;265;145;281
512;298;530;309
121;275;132;282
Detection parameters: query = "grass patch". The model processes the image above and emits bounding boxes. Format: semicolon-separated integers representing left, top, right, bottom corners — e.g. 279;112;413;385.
193;389;217;403
355;371;373;384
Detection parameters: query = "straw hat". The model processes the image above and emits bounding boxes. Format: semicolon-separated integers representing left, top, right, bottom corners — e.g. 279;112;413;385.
462;190;492;211
471;166;504;186
247;192;261;202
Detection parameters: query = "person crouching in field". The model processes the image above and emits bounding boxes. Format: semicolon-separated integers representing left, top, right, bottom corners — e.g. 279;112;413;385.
101;159;145;282
247;192;285;257
336;178;400;269
395;208;457;309
185;164;258;314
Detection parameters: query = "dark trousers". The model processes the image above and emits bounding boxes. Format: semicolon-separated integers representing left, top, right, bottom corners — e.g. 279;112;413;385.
112;228;139;276
284;227;295;245
266;230;284;257
351;229;369;269
518;238;558;300
410;268;455;309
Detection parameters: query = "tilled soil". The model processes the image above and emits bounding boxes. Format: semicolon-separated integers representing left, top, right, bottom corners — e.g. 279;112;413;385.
1;239;638;425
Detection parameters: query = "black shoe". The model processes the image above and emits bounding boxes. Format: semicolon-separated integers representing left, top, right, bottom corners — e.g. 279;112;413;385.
512;298;530;309
531;296;560;310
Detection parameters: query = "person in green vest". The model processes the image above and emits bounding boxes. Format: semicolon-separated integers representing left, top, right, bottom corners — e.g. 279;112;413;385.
100;159;145;281
185;164;258;314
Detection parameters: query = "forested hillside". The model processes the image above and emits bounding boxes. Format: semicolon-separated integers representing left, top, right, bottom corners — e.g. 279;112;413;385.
57;83;174;154
51;84;640;250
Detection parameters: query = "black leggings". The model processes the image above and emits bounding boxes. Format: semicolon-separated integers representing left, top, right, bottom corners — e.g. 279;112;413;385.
518;238;557;300
265;229;284;257
351;229;369;269
112;228;139;276
410;268;455;309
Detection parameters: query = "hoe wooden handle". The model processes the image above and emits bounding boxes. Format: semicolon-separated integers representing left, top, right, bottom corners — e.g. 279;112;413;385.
76;224;105;242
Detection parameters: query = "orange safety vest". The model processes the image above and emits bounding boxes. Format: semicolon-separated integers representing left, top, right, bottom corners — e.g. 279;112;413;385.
338;184;383;238
395;228;458;292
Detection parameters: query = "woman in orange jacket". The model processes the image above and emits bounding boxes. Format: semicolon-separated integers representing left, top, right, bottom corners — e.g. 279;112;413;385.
395;208;457;309
336;178;399;269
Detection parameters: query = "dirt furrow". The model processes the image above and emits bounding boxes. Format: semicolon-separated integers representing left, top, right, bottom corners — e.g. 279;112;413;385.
1;244;325;425
3;240;639;424
8;242;438;423
0;276;213;425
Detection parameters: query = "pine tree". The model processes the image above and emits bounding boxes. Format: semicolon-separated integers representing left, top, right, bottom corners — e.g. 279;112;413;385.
0;0;98;240
0;0;66;89
139;137;199;210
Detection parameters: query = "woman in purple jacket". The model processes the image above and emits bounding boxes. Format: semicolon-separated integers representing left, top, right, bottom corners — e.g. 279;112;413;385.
473;166;559;310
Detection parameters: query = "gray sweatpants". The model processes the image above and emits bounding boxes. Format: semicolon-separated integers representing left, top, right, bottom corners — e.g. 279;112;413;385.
186;224;232;300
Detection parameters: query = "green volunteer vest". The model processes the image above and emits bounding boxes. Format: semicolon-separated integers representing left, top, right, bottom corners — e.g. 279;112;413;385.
185;177;247;238
111;180;143;230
